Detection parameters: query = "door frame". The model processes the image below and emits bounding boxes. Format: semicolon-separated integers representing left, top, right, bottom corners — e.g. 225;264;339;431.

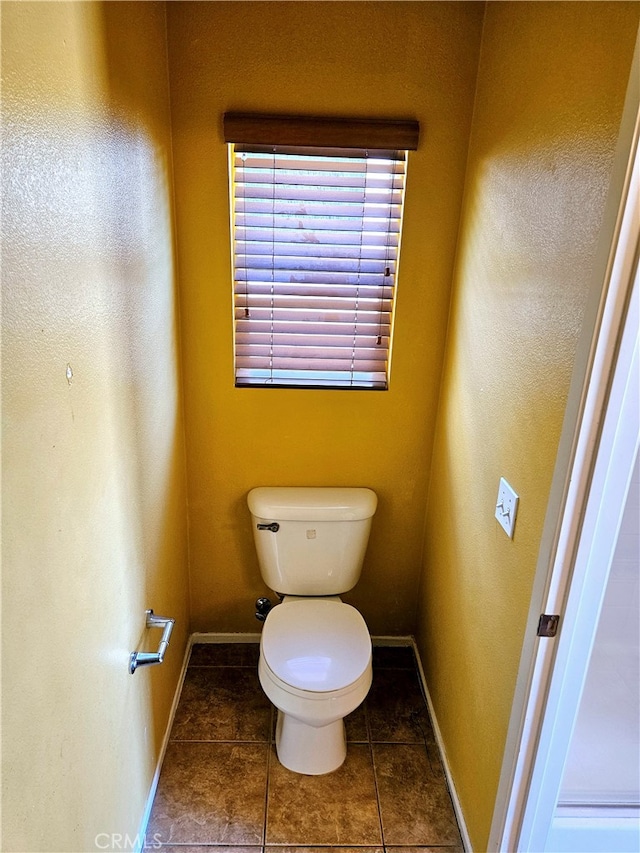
520;224;638;852
488;32;640;853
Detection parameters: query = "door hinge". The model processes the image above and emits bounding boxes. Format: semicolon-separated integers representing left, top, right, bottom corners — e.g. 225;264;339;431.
537;614;560;638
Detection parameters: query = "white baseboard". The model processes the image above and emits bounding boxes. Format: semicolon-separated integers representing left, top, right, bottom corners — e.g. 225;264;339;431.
190;631;262;644
371;634;413;647
135;637;193;852
411;638;473;853
190;631;415;647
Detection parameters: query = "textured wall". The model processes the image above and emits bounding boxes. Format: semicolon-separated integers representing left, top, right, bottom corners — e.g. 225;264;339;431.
415;3;640;849
166;1;484;635
1;3;189;849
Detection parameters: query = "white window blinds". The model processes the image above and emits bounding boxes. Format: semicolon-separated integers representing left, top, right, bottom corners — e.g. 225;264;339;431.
225;115;418;390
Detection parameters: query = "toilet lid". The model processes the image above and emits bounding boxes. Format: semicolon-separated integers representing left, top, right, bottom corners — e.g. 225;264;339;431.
261;599;371;693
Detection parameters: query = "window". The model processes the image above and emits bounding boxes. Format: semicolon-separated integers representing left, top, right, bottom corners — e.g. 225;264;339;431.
225;114;419;389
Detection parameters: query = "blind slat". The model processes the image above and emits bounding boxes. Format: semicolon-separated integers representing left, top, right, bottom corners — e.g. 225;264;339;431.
236;271;393;287
235;319;391;337
235;311;392;326
235;297;392;314
236;256;396;274
235;175;403;191
235;154;406;174
236;242;397;261
236;348;387;363
235;370;388;390
236;332;390;347
236;200;403;219
235;228;399;248
235;214;401;234
236;186;404;205
235;283;394;299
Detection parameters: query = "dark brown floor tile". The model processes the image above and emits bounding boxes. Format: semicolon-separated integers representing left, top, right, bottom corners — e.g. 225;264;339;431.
385;848;463;853
374;744;462;847
367;668;435;744
189;642;260;667
171;667;272;742
345;700;368;742
147;742;268;845
269;849;383;853
372;645;416;669
266;744;382;845
148;848;262;852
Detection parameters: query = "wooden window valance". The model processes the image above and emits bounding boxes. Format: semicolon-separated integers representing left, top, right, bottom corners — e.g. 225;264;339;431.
223;113;420;151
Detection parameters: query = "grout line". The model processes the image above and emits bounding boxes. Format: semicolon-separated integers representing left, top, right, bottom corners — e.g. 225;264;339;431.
367;705;386;848
263;725;273;848
168;739;273;744
263;702;277;846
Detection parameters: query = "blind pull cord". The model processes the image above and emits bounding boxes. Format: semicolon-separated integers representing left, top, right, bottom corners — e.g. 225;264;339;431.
241;150;250;318
379;157;398;346
268;147;277;384
350;150;369;384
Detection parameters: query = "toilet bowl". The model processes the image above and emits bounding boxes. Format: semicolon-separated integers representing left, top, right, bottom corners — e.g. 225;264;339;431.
247;486;377;775
259;596;372;775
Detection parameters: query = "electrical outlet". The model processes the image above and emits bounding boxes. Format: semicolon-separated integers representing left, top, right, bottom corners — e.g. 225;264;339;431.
495;477;519;538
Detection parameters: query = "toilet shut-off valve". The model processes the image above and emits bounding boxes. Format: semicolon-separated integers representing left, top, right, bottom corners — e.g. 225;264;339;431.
255;597;272;622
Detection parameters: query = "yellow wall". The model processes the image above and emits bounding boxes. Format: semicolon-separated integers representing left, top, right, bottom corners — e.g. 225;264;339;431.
166;1;484;634
416;3;640;849
1;2;189;849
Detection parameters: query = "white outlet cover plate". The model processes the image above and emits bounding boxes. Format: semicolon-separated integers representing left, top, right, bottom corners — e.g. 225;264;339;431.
495;477;519;538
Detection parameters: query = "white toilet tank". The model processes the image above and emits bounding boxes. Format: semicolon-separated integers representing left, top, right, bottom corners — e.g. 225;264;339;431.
247;487;377;595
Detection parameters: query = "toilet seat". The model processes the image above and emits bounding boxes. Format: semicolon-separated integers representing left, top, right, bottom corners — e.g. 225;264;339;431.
261;597;371;694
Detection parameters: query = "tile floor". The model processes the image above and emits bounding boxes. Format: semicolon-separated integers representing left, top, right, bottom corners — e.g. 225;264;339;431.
146;643;464;852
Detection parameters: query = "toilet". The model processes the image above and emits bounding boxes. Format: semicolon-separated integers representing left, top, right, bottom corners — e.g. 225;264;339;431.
247;486;377;775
